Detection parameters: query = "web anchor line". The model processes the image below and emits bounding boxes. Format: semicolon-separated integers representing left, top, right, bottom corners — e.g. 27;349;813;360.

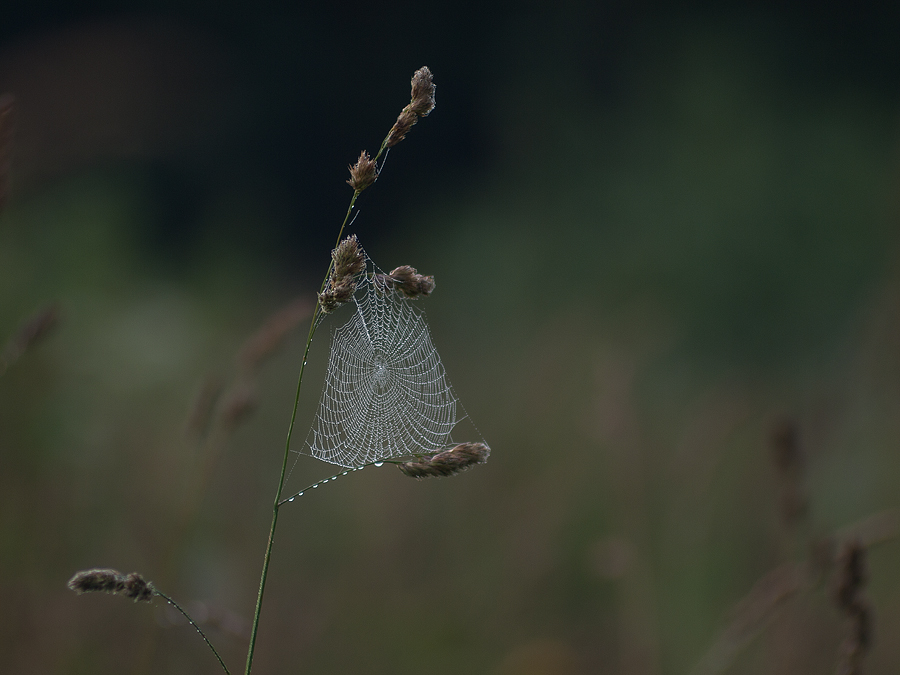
279;457;423;506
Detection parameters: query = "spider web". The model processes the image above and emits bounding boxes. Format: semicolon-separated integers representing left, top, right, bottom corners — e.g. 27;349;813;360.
304;259;459;467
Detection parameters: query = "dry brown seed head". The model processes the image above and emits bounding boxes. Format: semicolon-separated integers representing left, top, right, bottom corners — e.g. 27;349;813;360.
409;66;436;117
68;568;155;603
414;275;435;297
332;235;365;278
386;109;418;148
318;283;356;313
398;442;490;479
319;236;365;313
330;278;357;303
388;265;415;283
123;572;154;602
68;569;124;595
385;67;435;148
317;291;341;314
347;151;378;192
388;265;435;298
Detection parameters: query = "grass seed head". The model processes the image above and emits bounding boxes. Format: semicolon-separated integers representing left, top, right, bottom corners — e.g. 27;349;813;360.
385;265;435;298
347;151;378;192
319;235;366;313
386;66;436;148
68;569;155;603
398;442;490;479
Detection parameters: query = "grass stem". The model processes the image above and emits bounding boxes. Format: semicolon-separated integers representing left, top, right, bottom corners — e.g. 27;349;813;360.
154;589;232;675
242;66;434;672
243;193;358;675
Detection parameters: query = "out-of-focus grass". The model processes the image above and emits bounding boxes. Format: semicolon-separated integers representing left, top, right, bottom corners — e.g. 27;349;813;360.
2;14;900;675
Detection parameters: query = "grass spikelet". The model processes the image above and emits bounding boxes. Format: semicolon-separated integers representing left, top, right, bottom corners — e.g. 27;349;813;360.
385;66;436;148
398;442;490;479
68;568;154;603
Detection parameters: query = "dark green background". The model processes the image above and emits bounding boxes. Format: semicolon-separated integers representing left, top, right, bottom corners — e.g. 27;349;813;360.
2;3;900;674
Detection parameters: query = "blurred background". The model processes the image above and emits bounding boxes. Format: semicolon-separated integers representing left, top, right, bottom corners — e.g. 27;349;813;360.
2;2;900;674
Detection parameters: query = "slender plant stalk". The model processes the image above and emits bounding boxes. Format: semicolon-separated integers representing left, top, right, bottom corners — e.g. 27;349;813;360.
243;66;435;674
243;196;357;675
245;132;397;673
154;589;232;675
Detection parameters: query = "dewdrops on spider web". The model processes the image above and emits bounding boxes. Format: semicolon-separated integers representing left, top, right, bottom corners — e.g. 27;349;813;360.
302;242;487;472
309;254;455;467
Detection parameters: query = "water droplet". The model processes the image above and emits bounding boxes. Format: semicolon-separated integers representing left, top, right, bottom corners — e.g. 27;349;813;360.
313;484;319;488
342;471;350;476
298;492;304;496
288;497;294;502
375;462;384;467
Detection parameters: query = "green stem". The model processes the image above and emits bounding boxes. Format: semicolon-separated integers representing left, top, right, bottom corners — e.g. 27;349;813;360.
153;589;231;675
243;191;360;675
